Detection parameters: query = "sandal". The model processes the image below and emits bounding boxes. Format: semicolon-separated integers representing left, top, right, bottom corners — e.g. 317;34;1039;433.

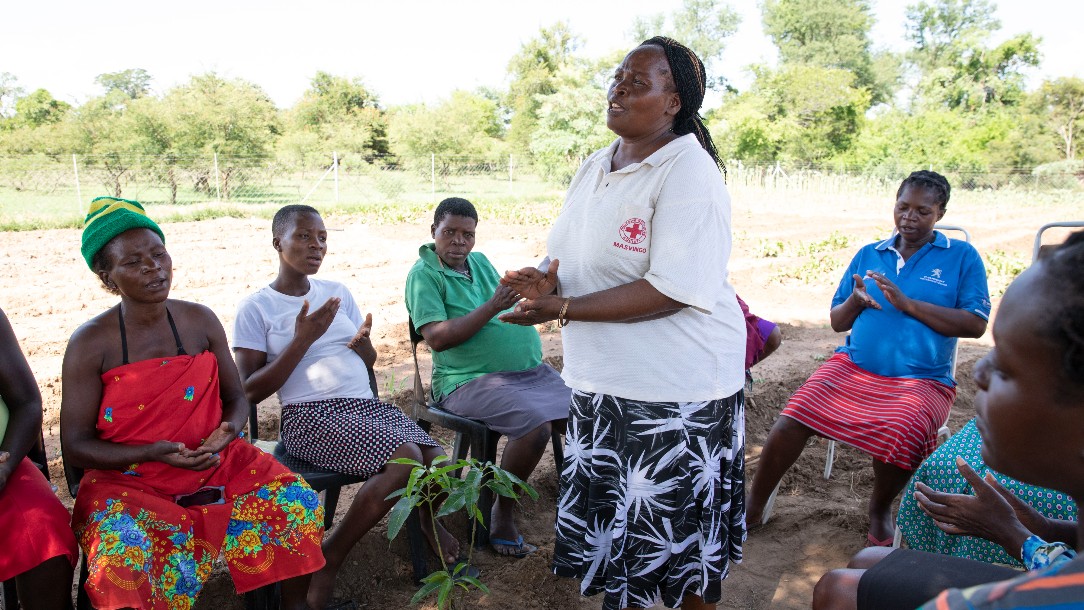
491;535;538;559
866;533;894;547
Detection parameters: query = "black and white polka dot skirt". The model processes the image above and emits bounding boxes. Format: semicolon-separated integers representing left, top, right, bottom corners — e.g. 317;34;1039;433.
280;397;438;479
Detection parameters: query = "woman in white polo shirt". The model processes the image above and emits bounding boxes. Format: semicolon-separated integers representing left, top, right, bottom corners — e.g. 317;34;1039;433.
501;37;746;610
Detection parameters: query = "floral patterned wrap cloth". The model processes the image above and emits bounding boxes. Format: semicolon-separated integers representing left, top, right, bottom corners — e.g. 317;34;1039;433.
72;351;324;610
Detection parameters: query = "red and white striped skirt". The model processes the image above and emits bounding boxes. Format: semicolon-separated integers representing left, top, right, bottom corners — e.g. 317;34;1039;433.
780;352;955;470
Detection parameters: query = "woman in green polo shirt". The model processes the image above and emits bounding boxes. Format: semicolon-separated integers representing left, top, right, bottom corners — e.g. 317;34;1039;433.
405;197;570;559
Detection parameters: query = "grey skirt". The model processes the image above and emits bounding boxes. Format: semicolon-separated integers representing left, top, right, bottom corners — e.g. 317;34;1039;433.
438;363;571;439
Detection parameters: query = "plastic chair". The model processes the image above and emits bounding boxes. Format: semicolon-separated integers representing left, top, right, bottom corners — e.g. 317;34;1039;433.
1033;221;1084;263
245;365;429;593
407;317;564;547
822;224;968;480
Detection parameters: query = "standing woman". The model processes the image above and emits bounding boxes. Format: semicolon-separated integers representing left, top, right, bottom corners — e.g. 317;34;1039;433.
501;37;747;610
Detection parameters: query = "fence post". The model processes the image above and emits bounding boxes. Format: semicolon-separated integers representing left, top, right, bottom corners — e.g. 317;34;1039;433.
72;154;82;214
333;151;339;203
508;153;513;194
431;153;435;197
214;153;222;201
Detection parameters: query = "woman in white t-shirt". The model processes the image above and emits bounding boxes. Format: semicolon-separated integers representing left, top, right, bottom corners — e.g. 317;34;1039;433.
501;37;746;610
233;205;459;610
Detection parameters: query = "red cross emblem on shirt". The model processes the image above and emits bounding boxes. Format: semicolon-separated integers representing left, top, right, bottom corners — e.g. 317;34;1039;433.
619;218;648;244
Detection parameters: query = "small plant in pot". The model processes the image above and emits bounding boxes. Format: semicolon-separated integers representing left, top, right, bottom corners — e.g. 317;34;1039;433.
386;455;537;609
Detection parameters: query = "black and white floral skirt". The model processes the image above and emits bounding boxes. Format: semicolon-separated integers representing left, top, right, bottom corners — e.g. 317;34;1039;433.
552;389;746;610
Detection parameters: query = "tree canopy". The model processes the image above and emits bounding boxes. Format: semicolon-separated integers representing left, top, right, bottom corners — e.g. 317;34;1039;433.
0;2;1076;188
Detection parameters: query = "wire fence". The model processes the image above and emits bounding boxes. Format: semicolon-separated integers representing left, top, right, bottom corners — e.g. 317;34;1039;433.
1;153;1080;227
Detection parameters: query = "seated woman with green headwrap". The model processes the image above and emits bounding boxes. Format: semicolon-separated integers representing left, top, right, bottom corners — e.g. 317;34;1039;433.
60;197;325;610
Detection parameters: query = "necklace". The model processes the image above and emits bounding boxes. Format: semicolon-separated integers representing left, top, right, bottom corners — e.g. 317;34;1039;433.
439;256;471;279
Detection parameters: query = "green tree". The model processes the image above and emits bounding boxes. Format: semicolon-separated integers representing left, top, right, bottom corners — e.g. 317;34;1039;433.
64;90;143;196
1031;77;1084;160
387;90;505;178
163;73;280;197
631;0;741;88
905;0;1040;111
839;106;1045;178
281;71;388;169
761;0;895;105
504;22;580;154
529;60;615;182
712;64;869;162
95;69;153;99
11;89;72;128
906;0;998;71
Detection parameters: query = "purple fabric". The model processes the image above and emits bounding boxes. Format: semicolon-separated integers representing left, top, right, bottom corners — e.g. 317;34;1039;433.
737;295;776;369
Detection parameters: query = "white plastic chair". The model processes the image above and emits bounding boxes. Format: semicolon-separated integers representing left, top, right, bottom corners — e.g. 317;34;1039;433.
1033;221;1084;263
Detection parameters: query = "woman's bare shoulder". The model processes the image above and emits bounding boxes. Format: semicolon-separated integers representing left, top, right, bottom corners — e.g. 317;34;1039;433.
68;305;119;346
166;299;221;324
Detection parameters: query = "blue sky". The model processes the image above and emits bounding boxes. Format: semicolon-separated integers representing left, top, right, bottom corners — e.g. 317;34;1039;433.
1;0;1079;109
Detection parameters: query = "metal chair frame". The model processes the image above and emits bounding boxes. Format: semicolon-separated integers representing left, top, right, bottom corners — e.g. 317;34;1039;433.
407;317;564;548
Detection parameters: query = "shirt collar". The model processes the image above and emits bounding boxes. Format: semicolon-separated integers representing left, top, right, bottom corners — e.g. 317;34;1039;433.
875;230;950;251
418;243;473;278
593;133;701;175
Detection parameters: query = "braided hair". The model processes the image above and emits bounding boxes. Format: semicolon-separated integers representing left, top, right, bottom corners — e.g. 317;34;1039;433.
272;204;320;238
897;170;951;210
1037;230;1084;399
639;36;725;177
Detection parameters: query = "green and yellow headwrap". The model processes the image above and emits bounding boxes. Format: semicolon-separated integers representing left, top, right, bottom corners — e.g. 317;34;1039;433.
81;196;165;270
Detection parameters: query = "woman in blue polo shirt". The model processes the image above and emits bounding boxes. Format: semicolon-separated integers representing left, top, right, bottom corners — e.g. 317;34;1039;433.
746;170;991;547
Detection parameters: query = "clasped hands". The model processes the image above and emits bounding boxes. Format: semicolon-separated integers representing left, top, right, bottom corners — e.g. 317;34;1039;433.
148;421;239;471
498;259;564;326
853;271;914;314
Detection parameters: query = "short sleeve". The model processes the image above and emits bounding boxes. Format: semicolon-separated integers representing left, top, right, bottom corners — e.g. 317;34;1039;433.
955;243;992;321
405;266;449;330
642;150;730;313
232;297;268;353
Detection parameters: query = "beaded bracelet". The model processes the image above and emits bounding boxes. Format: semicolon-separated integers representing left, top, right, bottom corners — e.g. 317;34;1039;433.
557;297;573;328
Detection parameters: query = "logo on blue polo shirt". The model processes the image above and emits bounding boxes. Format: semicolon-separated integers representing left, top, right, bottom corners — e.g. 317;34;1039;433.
920;268;948;287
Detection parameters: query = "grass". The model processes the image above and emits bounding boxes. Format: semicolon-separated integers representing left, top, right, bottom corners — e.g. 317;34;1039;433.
0;167;567;231
983;249;1029;296
3;167;1079;296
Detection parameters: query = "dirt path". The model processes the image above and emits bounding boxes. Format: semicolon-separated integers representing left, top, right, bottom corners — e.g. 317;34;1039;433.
3;191;1078;608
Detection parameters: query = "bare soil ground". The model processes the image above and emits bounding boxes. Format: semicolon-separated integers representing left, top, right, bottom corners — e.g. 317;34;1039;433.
3;191;1078;609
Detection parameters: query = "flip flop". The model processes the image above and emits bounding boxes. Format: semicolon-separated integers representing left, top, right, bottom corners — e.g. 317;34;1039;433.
866;533;893;547
491;535;538;559
326;601;358;610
